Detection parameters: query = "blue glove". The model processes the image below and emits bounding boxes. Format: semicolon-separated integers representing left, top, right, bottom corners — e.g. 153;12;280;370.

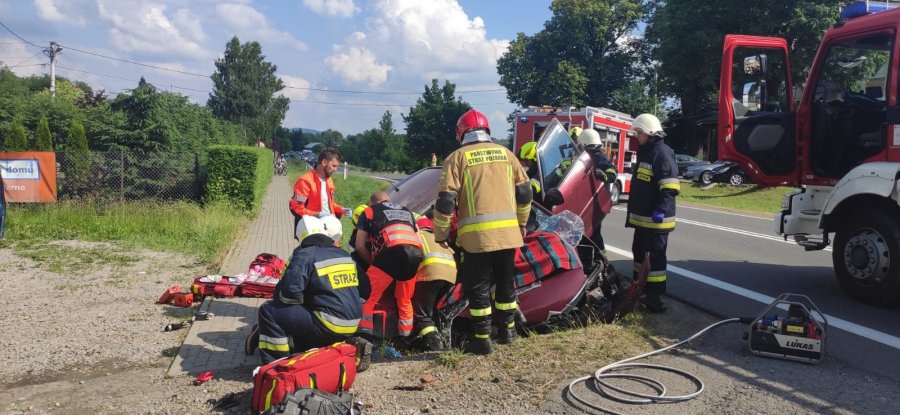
651;210;665;223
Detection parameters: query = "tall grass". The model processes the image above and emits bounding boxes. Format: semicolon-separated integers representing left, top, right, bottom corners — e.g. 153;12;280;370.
3;200;248;268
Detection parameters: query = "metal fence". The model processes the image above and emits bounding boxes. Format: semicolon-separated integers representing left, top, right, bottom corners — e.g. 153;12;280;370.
56;151;205;202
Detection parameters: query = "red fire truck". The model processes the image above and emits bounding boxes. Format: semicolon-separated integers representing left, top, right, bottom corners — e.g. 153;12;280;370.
717;1;900;306
513;106;636;204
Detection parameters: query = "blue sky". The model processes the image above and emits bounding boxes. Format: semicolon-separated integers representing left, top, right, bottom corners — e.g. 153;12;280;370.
0;0;553;136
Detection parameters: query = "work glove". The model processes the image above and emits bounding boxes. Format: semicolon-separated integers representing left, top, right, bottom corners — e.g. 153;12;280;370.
651;210;665;224
594;168;608;182
342;207;353;217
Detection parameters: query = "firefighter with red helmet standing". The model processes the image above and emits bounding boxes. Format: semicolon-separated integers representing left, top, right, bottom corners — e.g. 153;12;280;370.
626;113;680;313
433;109;532;355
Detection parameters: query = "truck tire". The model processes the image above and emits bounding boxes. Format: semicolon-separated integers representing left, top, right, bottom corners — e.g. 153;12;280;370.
609;182;621;205
833;207;900;307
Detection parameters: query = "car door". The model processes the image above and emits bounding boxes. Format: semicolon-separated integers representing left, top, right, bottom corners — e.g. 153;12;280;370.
718;34;799;186
534;120;610;238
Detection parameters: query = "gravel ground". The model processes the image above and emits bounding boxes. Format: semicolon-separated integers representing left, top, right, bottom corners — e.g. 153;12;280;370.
2;242;899;415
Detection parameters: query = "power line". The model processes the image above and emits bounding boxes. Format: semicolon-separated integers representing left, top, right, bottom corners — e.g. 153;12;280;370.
0;21;42;48
59;43;211;78
9;50;44;68
284;85;506;95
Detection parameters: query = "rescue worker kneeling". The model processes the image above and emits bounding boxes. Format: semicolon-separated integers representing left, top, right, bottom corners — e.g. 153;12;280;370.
411;217;457;351
355;192;424;338
251;216;365;365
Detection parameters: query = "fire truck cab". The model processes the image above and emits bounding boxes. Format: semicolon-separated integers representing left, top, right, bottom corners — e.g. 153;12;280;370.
513;106;636;204
717;1;900;306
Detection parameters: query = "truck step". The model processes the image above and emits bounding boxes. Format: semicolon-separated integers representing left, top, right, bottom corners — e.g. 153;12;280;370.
793;235;829;251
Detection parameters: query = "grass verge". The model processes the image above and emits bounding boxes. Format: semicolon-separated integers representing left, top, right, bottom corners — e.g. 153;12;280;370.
2;200;248;270
677;183;793;214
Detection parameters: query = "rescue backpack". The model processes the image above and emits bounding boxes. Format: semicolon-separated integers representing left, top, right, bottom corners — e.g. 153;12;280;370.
250;253;287;278
263;389;362;415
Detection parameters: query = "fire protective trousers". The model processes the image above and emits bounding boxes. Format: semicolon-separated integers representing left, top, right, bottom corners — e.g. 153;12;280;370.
257;301;348;364
412;280;453;337
459;248;518;340
631;228;668;295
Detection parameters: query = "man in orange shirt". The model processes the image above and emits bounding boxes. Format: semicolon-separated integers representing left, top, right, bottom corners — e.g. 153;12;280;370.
290;147;351;236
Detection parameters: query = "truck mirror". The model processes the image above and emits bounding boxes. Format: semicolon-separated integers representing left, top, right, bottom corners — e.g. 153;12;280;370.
743;54;767;76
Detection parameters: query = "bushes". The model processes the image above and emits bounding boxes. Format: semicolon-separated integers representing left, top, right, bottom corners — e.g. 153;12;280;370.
206;145;273;211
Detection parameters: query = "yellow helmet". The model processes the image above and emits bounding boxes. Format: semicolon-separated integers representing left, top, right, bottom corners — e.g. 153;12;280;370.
518;141;537;161
568;126;583;139
352;204;367;226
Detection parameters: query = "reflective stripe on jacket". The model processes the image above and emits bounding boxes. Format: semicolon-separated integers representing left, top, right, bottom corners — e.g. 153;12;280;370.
274;244;362;335
625;139;680;232
434;142;530;253
289;170;344;219
416;229;457;284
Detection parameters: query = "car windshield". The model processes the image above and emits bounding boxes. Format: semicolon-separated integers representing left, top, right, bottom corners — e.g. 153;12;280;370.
386;168;441;214
536;121;580;190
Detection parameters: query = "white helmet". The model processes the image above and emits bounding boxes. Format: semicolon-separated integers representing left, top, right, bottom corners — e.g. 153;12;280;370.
577;129;602;148
296;215;327;243
632;114;666;138
321;215;344;243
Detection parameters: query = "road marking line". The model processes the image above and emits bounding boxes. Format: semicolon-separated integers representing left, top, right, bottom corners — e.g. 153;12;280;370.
606;245;900;351
612;207;832;252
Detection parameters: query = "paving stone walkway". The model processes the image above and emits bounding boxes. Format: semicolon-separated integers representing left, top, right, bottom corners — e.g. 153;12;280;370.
167;175;296;377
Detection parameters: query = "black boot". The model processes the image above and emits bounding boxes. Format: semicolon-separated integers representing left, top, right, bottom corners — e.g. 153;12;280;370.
244;324;259;356
496;322;517;345
423;332;447;352
641;293;667;313
463;337;494;355
347;336;373;372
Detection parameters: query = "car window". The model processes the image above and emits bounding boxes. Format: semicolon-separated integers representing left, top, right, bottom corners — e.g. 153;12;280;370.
387;168;441;214
535;121;580;190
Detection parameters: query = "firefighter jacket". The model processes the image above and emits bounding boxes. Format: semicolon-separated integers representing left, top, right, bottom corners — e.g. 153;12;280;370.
290;170;345;219
416;229;457;284
434;141;532;253
585;148;617;181
274;235;362;335
357;201;422;259
625;139;680;232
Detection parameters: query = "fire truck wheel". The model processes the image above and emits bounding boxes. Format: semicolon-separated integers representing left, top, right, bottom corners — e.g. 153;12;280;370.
609;182;621;205
833;207;900;307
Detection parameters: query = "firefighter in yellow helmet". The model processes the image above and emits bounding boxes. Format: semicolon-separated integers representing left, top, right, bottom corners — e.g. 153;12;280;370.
626;114;679;313
517;141;542;201
434;109;532;355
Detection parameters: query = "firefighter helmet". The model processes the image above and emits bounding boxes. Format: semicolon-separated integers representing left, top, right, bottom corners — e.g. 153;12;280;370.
321;215;344;243
568;126;583;139
295;215;327;243
632;114;666;138
577;129;602;148
352;204;367;226
456;109;490;142
518;141;537;161
417;216;434;231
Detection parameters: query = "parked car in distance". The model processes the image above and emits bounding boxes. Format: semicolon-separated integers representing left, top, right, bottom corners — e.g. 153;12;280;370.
710;162;751;186
684;160;731;185
675;154;706;177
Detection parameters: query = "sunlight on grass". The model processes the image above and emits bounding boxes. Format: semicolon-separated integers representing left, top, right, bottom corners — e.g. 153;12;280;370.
678;184;794;214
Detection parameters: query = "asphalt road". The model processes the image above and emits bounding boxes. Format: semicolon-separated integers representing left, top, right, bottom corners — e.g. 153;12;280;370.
602;200;900;383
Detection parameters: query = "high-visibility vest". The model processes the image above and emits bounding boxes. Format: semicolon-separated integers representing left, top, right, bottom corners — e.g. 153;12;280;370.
362;202;422;258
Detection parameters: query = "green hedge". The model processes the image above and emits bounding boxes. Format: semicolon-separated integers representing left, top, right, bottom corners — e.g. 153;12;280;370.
206;145;273;211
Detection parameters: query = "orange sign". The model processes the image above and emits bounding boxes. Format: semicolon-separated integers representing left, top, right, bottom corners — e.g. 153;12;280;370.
0;152;57;203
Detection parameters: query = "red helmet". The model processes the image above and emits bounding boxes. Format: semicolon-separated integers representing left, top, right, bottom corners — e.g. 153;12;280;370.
456;109;490;142
417;217;435;231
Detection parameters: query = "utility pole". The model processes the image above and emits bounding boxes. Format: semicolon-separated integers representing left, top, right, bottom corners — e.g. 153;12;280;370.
43;41;62;98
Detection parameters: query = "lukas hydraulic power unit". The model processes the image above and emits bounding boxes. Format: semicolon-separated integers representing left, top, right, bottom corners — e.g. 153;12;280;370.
746;293;827;363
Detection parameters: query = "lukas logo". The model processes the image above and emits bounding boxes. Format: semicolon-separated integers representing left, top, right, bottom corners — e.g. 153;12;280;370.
785;340;814;350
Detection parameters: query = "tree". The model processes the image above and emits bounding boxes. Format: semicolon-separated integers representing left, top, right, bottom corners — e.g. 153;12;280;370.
34;114;53;150
208;36;290;145
497;0;646;108
67;120;88;151
63;119;93;197
4;120;27;151
645;0;844;155
403;79;472;162
319;129;344;147
378;111;410;171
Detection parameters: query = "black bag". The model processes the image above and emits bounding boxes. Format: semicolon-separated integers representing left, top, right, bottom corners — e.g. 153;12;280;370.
265;388;363;415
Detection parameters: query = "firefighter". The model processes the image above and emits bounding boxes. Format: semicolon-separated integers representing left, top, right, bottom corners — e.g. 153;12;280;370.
355;191;423;338
249;216;371;368
578;128;618;251
349;204;371;301
517;141;542;201
411;216;457;351
626;114;679;313
289;147;352;238
434;109;532;355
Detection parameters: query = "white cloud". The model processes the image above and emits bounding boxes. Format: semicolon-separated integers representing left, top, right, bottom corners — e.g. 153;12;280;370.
326;0;508;87
302;0;358;18
325;46;392;86
0;42;45;77
280;75;312;101
96;1;207;59
33;0;89;26
216;3;308;51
